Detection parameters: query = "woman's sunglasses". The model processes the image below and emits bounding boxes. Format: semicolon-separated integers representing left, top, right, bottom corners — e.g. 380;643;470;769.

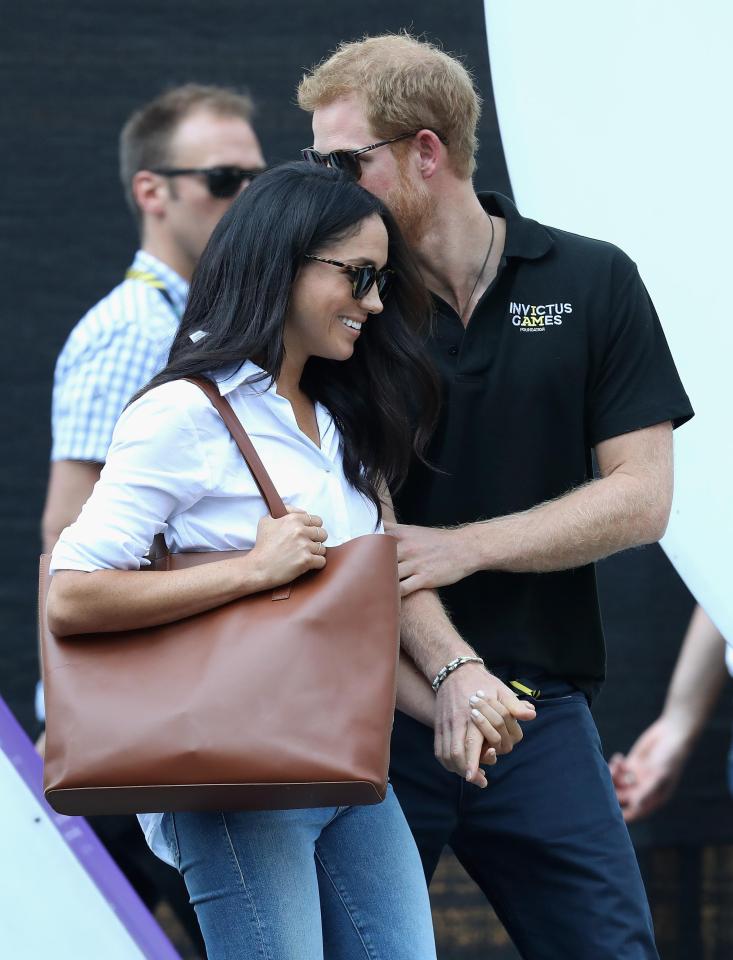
304;255;395;301
151;165;267;198
301;129;448;182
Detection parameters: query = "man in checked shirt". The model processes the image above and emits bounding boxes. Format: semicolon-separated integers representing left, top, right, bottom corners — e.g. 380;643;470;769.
37;83;265;955
42;83;266;553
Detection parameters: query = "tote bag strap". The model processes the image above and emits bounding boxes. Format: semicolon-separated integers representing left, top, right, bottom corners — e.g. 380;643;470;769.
183;376;288;520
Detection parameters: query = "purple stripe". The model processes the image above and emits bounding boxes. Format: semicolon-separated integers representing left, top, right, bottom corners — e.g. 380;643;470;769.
0;696;180;960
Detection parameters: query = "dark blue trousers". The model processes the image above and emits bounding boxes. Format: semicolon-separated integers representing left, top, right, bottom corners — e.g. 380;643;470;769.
389;682;659;960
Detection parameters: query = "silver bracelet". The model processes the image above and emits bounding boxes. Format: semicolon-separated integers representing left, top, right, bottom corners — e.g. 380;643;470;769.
431;655;485;692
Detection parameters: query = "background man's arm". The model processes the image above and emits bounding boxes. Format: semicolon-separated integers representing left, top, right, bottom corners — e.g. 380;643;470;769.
41;460;101;553
609;605;727;821
390;421;673;593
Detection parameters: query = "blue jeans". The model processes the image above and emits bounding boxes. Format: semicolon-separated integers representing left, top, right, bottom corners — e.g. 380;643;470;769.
160;785;437;960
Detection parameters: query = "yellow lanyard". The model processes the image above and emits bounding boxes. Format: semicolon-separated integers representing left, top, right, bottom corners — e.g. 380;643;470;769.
125;268;176;311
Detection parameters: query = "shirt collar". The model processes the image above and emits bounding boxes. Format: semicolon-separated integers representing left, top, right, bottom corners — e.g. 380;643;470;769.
211;360;336;450
477;192;554;261
131;249;190;319
214;359;274;397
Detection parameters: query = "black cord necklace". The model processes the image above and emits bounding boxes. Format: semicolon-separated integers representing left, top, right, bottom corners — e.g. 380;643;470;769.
459;214;495;322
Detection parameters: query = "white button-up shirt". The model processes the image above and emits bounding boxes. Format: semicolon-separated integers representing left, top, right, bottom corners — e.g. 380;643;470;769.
50;359;381;863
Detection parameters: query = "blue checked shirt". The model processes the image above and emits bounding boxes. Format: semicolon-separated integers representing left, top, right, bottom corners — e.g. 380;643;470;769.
51;250;188;462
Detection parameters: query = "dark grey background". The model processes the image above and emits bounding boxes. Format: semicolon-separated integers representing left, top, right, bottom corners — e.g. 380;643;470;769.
1;0;730;872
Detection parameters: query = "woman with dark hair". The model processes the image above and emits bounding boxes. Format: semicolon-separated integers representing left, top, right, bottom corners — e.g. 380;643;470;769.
46;162;449;959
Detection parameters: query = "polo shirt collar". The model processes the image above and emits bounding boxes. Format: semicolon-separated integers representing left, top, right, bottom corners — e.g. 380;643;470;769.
477;192;554;261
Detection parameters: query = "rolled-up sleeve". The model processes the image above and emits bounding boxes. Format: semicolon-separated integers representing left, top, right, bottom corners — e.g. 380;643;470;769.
50;385;211;573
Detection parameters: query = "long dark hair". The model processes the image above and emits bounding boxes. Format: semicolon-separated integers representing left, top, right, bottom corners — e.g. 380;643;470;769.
141;161;439;518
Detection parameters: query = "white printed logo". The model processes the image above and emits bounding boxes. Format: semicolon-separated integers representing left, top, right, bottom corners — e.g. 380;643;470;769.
509;301;572;332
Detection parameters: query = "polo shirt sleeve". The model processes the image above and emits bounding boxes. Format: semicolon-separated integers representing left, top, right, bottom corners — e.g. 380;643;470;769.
50;386;211;574
585;252;694;447
51;323;171;463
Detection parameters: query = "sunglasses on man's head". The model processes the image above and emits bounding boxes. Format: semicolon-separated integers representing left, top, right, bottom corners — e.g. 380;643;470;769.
304;255;395;301
151;165;267;198
301;129;448;181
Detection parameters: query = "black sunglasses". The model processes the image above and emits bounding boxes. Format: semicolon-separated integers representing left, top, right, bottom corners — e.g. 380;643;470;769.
151;165;267;198
304;255;395;301
301;129;448;181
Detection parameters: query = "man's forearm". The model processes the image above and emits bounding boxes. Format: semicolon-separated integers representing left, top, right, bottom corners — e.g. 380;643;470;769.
461;469;668;575
398;586;536;783
390;422;673;594
400;588;479;681
388;482;481;681
461;421;673;574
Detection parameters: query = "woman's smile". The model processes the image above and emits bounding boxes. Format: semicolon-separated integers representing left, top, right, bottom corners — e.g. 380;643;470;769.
339;315;365;334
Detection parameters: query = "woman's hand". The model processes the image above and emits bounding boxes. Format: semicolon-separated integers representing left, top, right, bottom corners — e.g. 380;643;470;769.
454;690;531;790
250;507;328;589
469;690;527;756
457;690;532;789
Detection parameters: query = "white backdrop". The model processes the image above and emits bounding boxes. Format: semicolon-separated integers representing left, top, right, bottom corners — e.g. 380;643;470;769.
484;0;732;641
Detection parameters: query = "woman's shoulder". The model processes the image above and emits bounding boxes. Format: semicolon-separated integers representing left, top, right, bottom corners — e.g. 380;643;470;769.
114;379;223;447
127;379;220;418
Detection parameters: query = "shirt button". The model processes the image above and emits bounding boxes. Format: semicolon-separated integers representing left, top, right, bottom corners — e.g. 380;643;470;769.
448;345;459;356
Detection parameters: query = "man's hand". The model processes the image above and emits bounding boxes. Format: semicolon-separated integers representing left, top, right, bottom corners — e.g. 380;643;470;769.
385;521;472;597
434;662;536;786
609;716;691;822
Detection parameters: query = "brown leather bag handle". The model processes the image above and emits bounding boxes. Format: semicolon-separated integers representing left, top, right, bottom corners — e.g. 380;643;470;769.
184;376;288;520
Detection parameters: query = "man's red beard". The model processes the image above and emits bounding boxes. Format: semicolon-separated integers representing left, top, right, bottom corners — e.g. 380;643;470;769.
386;159;435;245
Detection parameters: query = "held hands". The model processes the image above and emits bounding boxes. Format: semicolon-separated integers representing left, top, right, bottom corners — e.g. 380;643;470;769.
250;507;328;589
385;522;472;597
434;663;536;788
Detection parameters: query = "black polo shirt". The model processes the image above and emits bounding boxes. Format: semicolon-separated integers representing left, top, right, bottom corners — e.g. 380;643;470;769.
394;192;693;699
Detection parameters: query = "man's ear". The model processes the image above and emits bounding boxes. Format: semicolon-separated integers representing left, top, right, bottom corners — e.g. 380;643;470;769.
131;170;168;219
414;129;443;180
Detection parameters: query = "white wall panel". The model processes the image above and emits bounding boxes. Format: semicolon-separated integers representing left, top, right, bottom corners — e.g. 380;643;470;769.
485;0;732;640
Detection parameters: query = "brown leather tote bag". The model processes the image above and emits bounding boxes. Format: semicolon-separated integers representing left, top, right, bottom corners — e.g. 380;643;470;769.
40;377;400;816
